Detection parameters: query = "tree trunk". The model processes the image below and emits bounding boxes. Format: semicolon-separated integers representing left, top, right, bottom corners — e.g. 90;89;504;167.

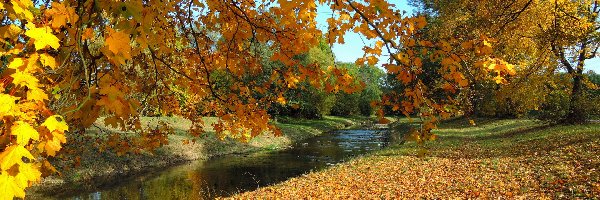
565;73;586;124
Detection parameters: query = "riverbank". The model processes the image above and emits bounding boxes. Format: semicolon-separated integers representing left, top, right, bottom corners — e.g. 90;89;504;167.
228;118;600;199
29;115;373;197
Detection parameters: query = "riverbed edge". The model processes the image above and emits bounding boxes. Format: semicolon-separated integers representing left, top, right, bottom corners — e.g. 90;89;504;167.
27;116;378;198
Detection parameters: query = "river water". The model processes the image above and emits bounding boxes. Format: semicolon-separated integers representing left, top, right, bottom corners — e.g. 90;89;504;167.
60;129;389;199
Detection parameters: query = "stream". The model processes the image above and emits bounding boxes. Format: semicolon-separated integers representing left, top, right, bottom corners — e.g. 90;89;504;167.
60;129;390;199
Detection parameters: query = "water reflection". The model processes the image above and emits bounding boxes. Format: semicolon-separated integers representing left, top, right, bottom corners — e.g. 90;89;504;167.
62;129;389;199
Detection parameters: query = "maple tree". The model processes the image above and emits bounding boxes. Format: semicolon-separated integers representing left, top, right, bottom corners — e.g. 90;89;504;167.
0;0;513;198
411;0;600;121
544;0;600;123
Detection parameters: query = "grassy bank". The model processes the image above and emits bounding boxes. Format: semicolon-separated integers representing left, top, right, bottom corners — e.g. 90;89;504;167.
30;115;371;197
228;118;600;199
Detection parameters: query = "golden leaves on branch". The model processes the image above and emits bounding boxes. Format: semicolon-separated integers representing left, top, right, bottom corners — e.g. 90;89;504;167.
1;1;68;199
45;2;79;30
341;0;517;144
104;28;132;65
0;172;27;199
25;27;60;50
5;0;34;21
10;122;39;146
3;1;522;198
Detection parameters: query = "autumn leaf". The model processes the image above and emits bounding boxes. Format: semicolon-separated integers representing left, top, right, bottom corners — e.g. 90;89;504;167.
81;28;94;40
0;145;35;171
39;139;62;157
24;26;60;50
10;0;34;21
42;115;69;133
0;172;26;199
0;25;22;43
11;121;39;145
99;85;122;101
14;163;41;188
8;58;25;71
39;54;58;69
105;28;132;63
10;71;39;89
26;88;49;102
46;1;79;29
0;94;18;118
37;128;67;157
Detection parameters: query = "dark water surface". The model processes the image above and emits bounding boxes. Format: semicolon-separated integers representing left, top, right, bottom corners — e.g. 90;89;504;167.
62;129;389;199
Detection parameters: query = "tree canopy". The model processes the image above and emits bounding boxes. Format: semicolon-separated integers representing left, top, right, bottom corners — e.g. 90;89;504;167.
1;0;518;198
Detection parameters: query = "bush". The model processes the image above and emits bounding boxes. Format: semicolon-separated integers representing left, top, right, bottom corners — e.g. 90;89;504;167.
536;89;570;122
358;100;373;116
330;93;360;116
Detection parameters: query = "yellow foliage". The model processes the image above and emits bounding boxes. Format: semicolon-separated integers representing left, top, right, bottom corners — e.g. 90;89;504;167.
0;94;18;118
42;115;69;133
11;121;39;145
24;27;60;50
0;173;26;199
0;145;34;171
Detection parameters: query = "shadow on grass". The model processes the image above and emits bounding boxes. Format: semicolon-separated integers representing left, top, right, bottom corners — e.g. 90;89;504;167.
436;116;499;129
438;122;553;141
381;118;600;160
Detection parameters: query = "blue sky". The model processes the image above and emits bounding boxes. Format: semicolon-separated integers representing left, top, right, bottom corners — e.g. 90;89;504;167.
315;1;600;73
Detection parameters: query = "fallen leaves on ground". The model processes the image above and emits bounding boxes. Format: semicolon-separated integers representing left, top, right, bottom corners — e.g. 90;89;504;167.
227;119;600;199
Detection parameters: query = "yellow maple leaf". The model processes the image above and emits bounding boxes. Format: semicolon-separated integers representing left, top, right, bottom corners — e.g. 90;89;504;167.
461;41;474;50
38;139;60;157
24;26;60;50
37;130;66;157
0;94;19;118
41;115;69;133
11;121;39;145
414;16;427;29
26;88;49;102
14;163;41;188
24;53;40;72
11;0;34;21
10;71;39;89
477;40;493;55
39;54;57;69
505;63;516;76
0;145;35;171
366;56;378;65
0;172;26;199
494;76;506;84
8;58;25;70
